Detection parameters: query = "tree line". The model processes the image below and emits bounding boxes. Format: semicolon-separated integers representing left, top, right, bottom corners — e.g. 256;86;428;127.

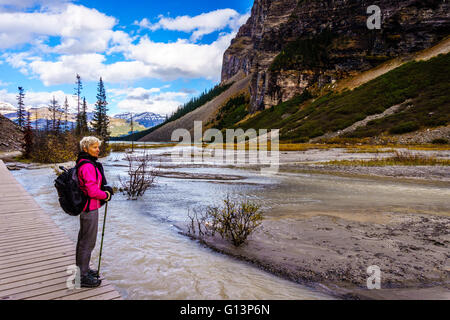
16;75;111;162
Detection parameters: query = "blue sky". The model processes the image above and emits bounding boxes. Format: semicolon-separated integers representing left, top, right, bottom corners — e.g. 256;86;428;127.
0;0;253;116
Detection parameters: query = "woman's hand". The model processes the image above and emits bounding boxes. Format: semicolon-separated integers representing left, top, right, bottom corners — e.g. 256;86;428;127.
104;191;112;202
104;185;114;195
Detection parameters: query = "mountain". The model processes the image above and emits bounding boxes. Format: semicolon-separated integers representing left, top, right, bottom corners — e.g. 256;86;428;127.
137;0;449;144
1;107;166;136
112;112;166;128
0;102;16;115
221;0;450;112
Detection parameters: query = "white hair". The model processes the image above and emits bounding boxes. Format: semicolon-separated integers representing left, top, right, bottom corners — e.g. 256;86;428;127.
80;136;102;151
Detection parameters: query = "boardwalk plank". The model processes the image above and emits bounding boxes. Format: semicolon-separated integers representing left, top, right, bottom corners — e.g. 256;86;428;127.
84;290;122;300
21;282;112;300
0;257;74;280
54;284;116;300
0;251;74;270
0;239;73;255
0;270;69;291
0;234;70;250
0;244;74;260
0;264;70;286
0;256;74;276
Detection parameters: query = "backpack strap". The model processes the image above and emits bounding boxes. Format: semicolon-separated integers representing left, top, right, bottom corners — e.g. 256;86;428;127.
76;160;99;211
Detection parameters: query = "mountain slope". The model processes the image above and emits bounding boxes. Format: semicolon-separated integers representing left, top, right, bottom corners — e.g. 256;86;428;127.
139;72;251;142
222;0;450;112
0;114;23;152
220;52;449;143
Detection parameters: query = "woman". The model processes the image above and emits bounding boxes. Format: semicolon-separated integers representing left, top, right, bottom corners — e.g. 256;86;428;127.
76;136;113;288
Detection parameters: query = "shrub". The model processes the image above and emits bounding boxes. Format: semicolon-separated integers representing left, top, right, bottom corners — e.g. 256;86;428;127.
29;131;79;163
431;138;449;144
389;121;420;134
187;196;263;247
118;152;157;200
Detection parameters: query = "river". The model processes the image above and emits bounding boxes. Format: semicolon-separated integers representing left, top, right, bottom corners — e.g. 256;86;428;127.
11;146;450;299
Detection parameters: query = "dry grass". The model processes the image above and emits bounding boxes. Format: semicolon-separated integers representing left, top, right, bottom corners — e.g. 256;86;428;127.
110;140;450;154
325;150;450;166
110;143;178;152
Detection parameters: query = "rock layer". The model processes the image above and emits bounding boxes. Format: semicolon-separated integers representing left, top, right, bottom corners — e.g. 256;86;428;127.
221;0;450;112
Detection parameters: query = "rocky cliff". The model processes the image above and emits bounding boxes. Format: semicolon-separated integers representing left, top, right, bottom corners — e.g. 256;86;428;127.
0;114;23;152
221;0;450;112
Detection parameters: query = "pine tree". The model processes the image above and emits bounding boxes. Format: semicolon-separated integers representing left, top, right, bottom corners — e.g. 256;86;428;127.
16;87;26;129
49;96;60;133
63;97;69;132
80;97;89;134
23;111;33;159
45;116;50;133
92;77;110;143
74;74;83;135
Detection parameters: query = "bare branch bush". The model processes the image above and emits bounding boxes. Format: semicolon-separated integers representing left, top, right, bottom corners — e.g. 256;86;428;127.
187;195;263;247
118;151;157;200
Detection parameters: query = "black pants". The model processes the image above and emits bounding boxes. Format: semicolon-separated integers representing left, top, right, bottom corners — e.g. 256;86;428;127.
75;209;99;277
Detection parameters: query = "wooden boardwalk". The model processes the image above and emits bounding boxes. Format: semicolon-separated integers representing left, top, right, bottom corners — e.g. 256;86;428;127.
0;160;122;300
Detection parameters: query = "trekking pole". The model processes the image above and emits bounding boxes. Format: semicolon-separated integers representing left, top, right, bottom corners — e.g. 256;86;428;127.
97;201;108;276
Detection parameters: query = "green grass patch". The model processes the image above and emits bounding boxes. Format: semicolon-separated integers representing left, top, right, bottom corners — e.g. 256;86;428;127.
235;90;313;132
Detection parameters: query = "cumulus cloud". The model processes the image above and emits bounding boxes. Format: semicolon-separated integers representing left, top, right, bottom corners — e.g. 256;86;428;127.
123;32;235;80
108;87;187;115
6;30;236;85
0;0;71;12
0;88;92;112
0;3;131;54
135;9;249;41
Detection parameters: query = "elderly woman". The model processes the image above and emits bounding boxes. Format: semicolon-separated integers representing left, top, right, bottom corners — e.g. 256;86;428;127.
76;136;113;288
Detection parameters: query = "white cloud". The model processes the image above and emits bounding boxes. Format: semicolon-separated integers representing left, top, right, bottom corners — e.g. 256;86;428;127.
0;88;93;112
135;9;249;41
124;32;235;80
108;86;187;115
0;0;71;11
6;30;236;85
1;4;250;88
0;3;131;54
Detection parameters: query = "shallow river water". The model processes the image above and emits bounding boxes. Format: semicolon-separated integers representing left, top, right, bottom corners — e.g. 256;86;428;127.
11;146;450;299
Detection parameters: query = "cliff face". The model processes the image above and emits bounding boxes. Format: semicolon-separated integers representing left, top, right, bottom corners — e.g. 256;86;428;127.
0;114;23;152
221;0;450;112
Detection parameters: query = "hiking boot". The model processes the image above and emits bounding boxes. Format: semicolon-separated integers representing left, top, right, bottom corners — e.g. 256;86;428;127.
88;268;99;278
80;274;102;288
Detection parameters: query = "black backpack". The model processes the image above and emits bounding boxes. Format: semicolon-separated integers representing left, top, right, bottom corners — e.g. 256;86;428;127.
54;160;97;216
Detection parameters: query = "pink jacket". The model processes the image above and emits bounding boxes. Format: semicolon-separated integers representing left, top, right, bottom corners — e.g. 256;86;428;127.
77;160;108;212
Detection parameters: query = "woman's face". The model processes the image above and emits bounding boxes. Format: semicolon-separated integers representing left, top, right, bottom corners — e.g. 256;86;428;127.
84;142;100;158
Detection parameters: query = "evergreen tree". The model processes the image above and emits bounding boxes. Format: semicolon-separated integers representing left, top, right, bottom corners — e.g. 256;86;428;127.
45;116;50;133
63;97;69;132
92;77;110;142
16;87;26;129
23;111;33;159
74;74;83;135
80;97;89;134
48;96;60;133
